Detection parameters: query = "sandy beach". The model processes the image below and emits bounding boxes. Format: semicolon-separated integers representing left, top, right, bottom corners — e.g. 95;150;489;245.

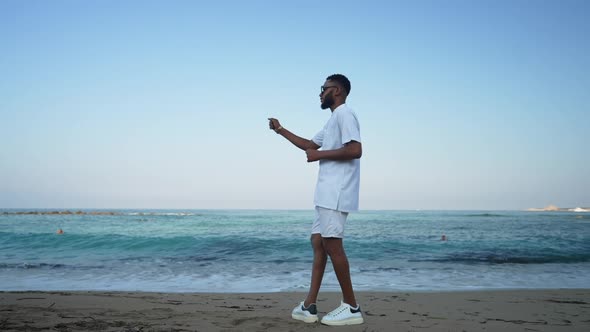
1;290;588;331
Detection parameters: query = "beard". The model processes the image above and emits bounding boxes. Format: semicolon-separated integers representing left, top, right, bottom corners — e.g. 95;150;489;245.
321;92;335;110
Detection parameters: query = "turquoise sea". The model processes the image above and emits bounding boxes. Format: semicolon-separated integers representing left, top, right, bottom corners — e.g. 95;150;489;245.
1;209;589;292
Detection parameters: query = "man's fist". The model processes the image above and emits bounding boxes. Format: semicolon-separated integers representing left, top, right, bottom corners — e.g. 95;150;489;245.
306;149;320;162
268;118;281;130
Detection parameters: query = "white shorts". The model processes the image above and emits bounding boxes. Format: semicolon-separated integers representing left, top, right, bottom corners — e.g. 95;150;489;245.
312;206;348;238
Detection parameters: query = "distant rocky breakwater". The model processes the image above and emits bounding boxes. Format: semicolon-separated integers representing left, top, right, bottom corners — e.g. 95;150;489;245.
2;211;121;215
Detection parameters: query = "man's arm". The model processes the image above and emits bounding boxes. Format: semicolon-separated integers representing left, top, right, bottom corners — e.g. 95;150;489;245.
268;118;320;151
306;141;362;162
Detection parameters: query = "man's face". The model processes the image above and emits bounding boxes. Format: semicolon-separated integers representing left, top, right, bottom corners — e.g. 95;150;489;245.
320;80;338;110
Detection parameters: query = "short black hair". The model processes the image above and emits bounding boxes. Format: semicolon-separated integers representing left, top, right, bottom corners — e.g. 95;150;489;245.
326;74;351;96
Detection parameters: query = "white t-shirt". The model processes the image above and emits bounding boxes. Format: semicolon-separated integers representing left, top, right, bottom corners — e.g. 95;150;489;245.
311;104;361;212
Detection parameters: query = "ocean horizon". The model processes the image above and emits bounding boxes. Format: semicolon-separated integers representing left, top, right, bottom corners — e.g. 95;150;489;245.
1;209;589;293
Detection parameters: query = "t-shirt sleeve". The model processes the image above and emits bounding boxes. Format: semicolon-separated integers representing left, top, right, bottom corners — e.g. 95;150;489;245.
339;111;361;145
312;129;324;147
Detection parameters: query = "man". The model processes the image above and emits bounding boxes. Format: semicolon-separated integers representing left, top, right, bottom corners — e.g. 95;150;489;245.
268;74;363;326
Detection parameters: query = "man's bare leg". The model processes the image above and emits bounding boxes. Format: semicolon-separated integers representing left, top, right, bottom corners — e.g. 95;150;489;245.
304;234;327;307
323;237;357;307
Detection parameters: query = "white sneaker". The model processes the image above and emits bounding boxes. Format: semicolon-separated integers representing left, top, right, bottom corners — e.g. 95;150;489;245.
291;301;318;323
321;301;364;326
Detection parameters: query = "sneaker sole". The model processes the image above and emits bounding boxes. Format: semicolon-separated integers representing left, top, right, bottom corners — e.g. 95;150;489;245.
292;313;318;323
321;317;364;326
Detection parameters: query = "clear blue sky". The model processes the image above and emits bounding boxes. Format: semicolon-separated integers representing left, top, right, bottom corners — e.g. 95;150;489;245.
1;0;588;210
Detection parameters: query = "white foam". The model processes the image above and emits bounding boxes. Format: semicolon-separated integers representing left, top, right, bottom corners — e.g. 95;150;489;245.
3;262;590;293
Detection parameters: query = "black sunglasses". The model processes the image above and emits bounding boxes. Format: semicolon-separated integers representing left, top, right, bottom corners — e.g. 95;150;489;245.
320;85;338;94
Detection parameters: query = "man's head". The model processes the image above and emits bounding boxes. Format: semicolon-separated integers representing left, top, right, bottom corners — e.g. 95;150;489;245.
320;74;351;110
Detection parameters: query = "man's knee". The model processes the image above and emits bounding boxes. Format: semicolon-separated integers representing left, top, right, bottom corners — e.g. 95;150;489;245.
322;238;345;257
310;234;324;251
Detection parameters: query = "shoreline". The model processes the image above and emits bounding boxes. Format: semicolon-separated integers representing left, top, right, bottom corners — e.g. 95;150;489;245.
2;289;589;331
2;208;589;214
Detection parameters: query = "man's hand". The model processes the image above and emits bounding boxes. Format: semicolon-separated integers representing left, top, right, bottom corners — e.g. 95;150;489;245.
268;118;281;131
306;149;321;162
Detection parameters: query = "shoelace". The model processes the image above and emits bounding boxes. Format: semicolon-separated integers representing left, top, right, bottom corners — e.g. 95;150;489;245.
327;305;349;317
